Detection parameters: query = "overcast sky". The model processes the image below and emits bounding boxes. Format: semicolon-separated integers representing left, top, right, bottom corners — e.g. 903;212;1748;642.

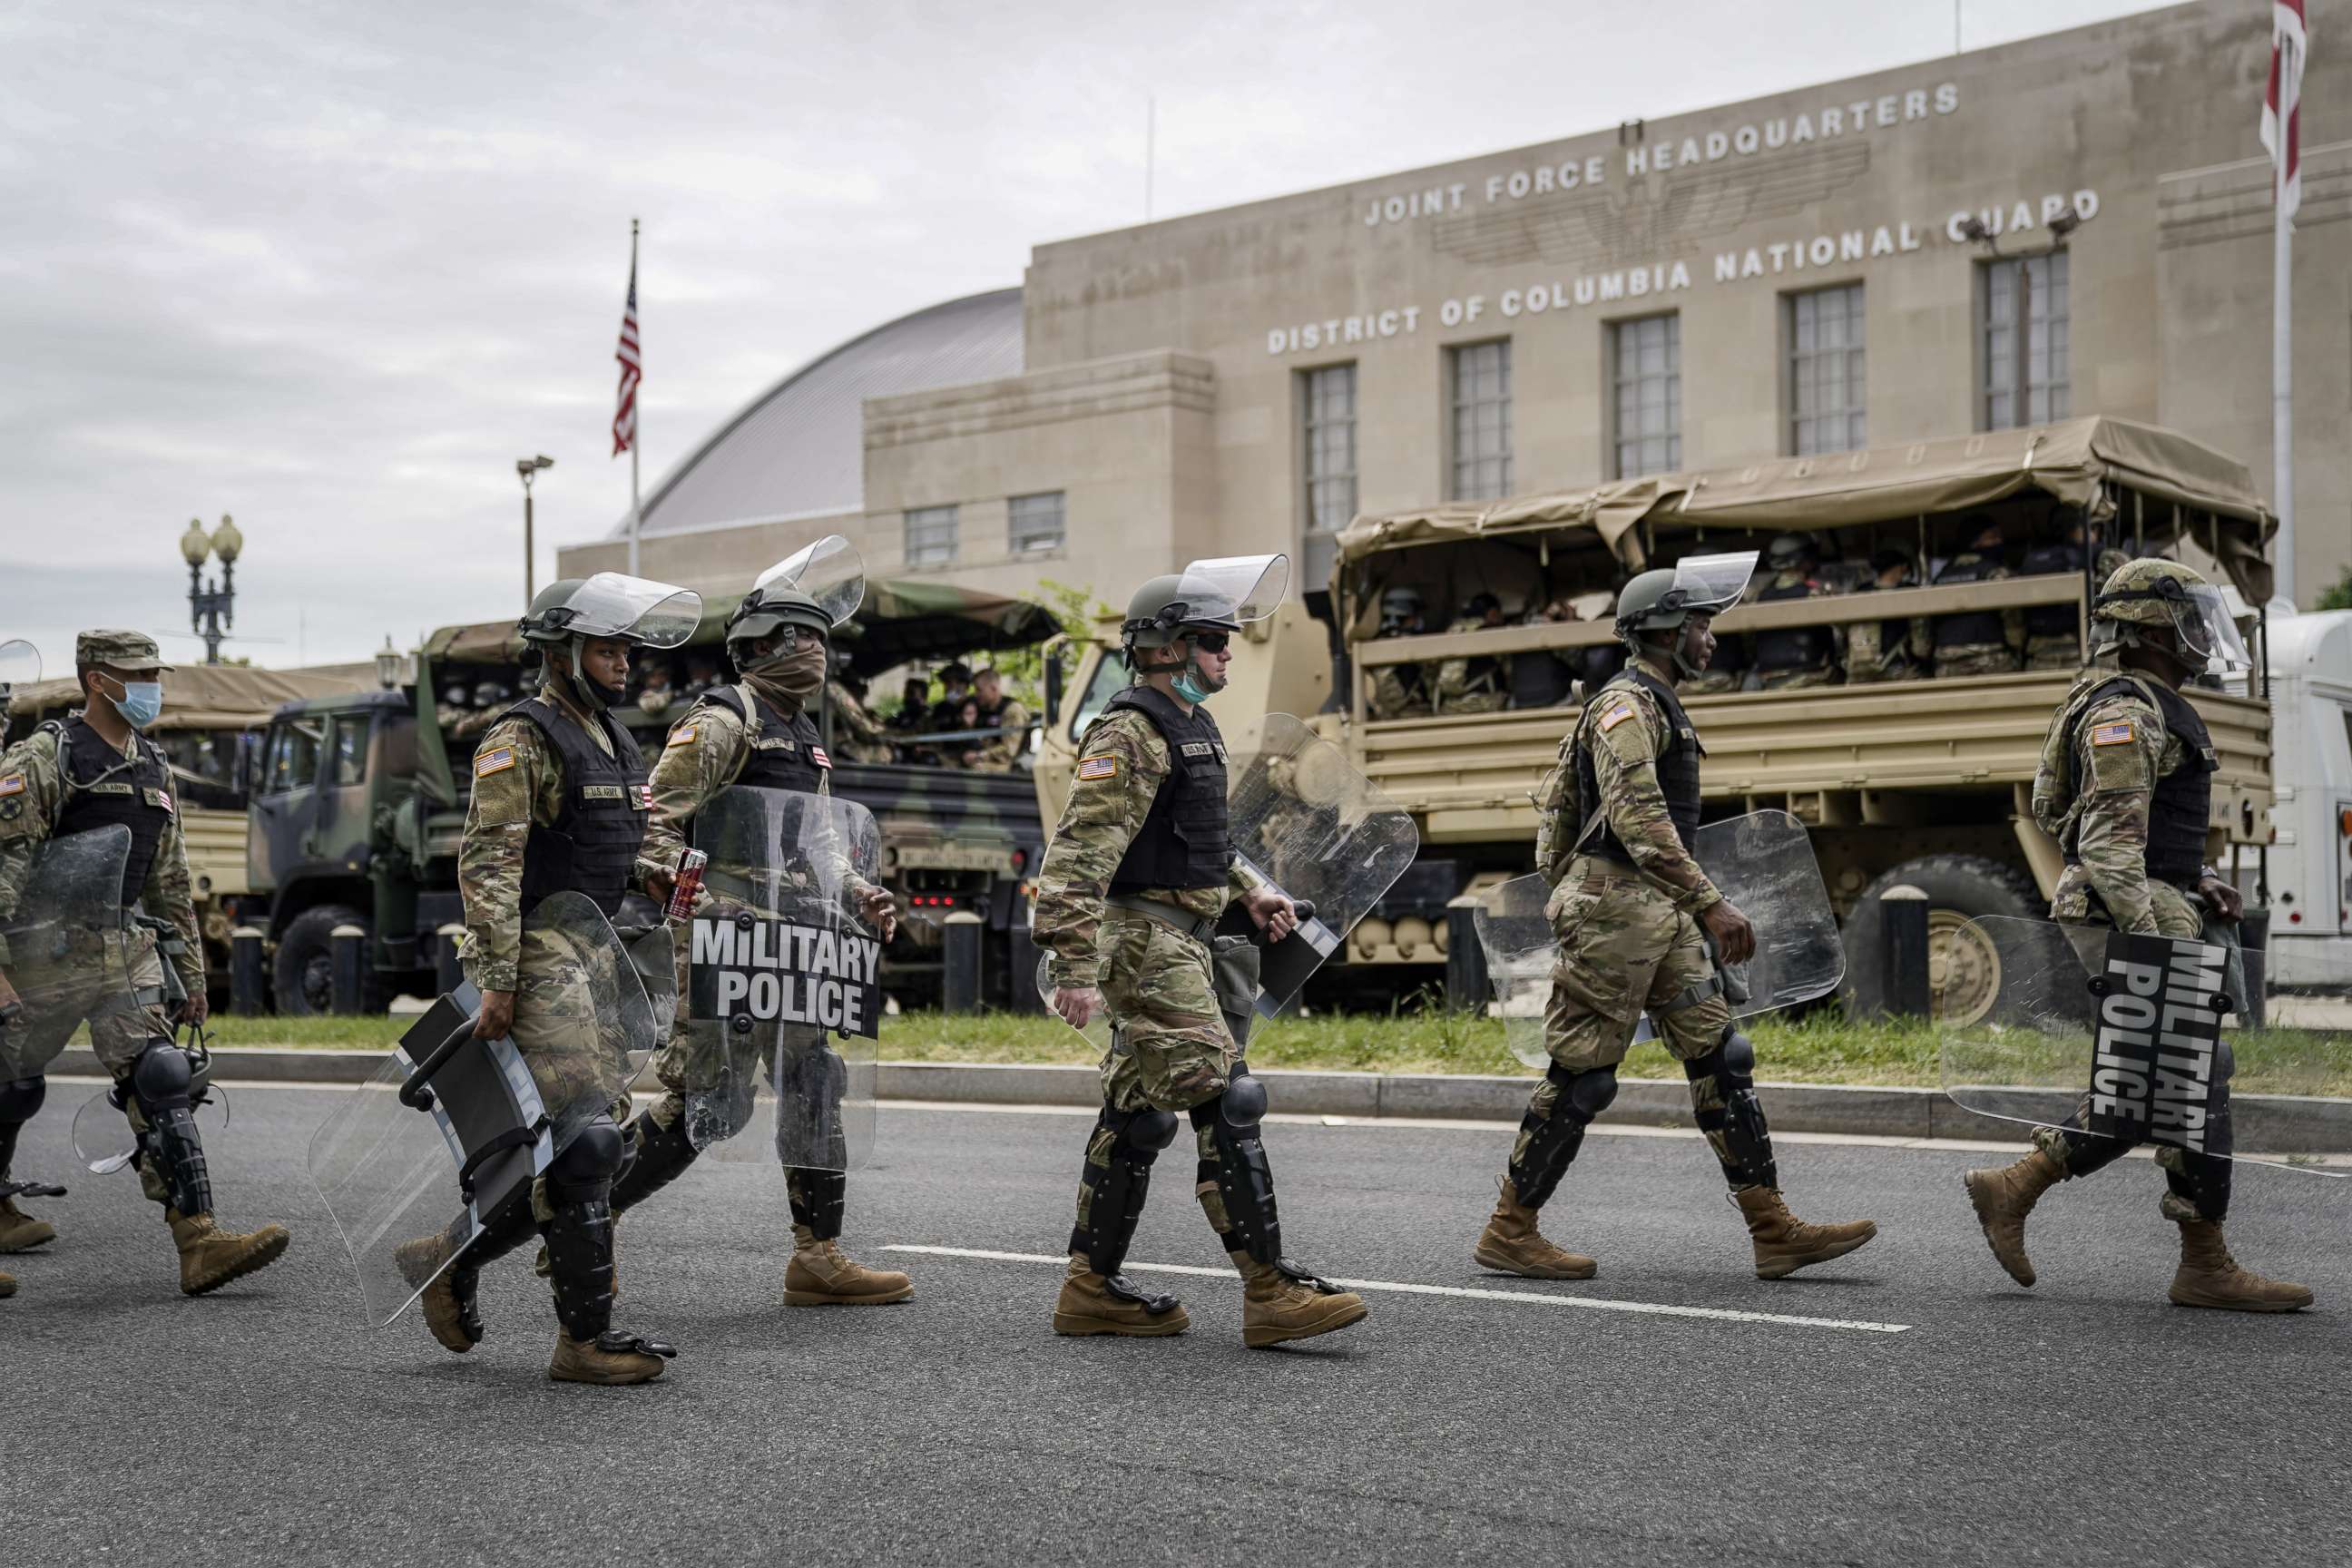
0;0;2177;675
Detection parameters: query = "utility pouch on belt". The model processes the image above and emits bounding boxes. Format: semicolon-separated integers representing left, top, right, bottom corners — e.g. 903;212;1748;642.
1210;936;1262;1047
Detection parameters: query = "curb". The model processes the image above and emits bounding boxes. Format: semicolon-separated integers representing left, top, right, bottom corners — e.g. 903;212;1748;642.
63;1046;2032;1144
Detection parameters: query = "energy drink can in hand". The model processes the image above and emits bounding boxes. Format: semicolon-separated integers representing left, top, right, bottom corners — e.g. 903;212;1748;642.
665;849;707;922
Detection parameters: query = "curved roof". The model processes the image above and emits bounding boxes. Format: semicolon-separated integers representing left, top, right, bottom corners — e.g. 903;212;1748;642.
616;287;1024;539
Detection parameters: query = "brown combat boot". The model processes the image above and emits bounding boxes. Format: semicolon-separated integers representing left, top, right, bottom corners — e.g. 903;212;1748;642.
1733;1187;1877;1279
0;1197;56;1253
1963;1146;2066;1287
170;1210;290;1296
783;1224;913;1306
547;1329;671;1386
394;1230;479;1353
1473;1178;1597;1279
1052;1256;1191;1337
2168;1214;2313;1313
0;1267;15;1298
1232;1252;1367;1348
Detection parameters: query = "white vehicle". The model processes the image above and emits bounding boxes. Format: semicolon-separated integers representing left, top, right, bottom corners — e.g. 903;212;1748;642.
2260;609;2352;985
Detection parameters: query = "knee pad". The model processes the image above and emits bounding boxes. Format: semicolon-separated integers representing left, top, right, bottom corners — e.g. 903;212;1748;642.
0;1075;44;1122
1220;1073;1269;1128
1684;1027;1776;1191
1119;1107;1180;1153
129;1043;194;1112
1553;1063;1619;1122
546;1117;626;1204
1683;1029;1757;1088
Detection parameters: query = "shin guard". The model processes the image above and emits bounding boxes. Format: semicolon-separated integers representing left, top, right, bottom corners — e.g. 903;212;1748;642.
1068;1104;1178;1276
1507;1063;1617;1209
787;1166;848;1240
1684;1029;1778;1191
1191;1090;1280;1265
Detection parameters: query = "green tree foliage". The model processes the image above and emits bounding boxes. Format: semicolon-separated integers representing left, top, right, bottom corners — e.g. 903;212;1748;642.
2318;563;2352;613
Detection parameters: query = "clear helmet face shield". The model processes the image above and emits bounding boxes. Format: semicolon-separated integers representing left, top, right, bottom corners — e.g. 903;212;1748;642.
1664;551;1759;619
1171;554;1289;629
562;573;703;649
2171;583;2253;672
753;535;866;630
0;639;39;691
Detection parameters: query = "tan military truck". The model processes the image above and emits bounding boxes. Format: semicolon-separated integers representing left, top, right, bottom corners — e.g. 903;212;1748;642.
1037;417;2278;1019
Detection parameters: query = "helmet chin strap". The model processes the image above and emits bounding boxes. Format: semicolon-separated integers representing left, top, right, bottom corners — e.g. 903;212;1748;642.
564;634;625;710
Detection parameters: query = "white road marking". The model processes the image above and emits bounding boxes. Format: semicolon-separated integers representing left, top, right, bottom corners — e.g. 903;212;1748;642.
882;1244;1913;1334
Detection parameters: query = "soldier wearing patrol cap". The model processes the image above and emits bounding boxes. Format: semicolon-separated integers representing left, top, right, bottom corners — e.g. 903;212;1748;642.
1965;559;2310;1312
1036;555;1369;1348
398;576;699;1385
0;631;289;1297
1474;559;1878;1283
595;557;912;1313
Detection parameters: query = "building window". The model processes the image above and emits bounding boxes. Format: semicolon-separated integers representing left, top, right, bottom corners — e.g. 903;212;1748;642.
1788;284;1866;456
1448;340;1514;501
1008;492;1064;554
1611;314;1681;478
1981;251;2070;430
1302;364;1358;533
905;504;958;568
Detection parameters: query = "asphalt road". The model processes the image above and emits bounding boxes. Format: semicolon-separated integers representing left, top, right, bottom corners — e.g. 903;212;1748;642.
5;1084;2347;1568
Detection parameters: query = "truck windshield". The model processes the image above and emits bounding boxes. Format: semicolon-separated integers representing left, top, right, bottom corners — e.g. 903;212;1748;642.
1067;653;1129;741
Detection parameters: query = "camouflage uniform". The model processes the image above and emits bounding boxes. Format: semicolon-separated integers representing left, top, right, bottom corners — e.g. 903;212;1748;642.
825;680;895;764
1749;569;1844;692
965;697;1031;771
1435;617;1509;714
1844;601;1931;685
456;682;636;1122
2034;663;2209;936
1368;661;1431;720
1034;707;1255;1112
1929;550;2024;678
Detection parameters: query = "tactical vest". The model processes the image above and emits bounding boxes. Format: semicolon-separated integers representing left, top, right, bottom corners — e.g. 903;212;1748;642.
2058;675;2217;887
1102;685;1230;891
1574;668;1703;865
2021;544;2083;637
703;685;828;793
1752;577;1834;672
975;696;1012;727
1510;646;1574;709
1932;552;2008;650
49;716;172;906
503;698;650;916
1855;584;1910;666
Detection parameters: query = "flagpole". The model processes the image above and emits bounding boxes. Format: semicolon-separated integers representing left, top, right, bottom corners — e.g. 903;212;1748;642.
2273;164;2295;608
628;216;642;577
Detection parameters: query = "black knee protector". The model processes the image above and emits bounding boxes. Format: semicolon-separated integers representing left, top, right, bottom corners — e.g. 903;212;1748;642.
1069;1104;1178;1275
0;1074;44;1123
129;1042;194;1112
611;1109;701;1217
544;1117;626;1207
1190;1095;1281;1264
539;1192;618;1343
1221;1070;1269;1127
1507;1063;1615;1210
787;1165;848;1240
1684;1028;1777;1191
126;1044;211;1217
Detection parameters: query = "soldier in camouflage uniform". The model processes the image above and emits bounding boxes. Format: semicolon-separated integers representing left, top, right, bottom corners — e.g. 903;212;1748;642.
2020;516;2130;671
1039;556;1368;1347
965;668;1031;771
1749;534;1844;691
1929;517;2024;678
1844;544;1931;685
0;632;289;1297
1965;560;2309;1312
399;575;698;1385
824;663;896;764
1367;586;1432;719
1435;592;1510;714
599;563;910;1313
1473;560;1879;1283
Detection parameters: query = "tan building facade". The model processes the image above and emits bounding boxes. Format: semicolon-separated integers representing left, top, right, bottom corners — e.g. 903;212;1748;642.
566;0;2350;613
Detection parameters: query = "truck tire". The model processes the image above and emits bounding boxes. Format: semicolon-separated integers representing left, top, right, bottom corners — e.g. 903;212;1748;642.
1841;855;2048;1026
274;904;375;1016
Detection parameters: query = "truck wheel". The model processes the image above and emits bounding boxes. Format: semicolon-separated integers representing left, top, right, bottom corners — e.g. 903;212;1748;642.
274;904;374;1016
1841;855;2046;1026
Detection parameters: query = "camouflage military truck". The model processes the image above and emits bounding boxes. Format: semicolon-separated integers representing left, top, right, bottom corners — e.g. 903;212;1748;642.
242;581;1060;1013
5;660;374;992
1038;417;2281;1022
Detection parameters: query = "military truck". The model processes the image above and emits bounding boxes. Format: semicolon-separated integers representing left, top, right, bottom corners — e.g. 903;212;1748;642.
241;581;1060;1014
1037;417;2281;1021
5;661;374;987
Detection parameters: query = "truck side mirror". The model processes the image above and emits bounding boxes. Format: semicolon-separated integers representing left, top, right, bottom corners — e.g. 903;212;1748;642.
1044;652;1064;727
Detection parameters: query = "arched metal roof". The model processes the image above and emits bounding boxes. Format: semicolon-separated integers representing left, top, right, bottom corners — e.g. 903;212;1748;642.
614;286;1024;538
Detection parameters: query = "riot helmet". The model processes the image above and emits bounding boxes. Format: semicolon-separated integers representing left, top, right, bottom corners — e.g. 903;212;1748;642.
2090;558;2250;675
1377;586;1425;634
1614;551;1758;681
1764;533;1818;572
517;573;702;711
1120;554;1289;702
730;534;864;675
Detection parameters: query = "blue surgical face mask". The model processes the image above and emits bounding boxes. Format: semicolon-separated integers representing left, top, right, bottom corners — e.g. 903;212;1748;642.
104;676;163;729
1171;671;1212;703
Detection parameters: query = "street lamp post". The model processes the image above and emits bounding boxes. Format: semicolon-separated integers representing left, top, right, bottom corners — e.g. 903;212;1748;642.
516;455;554;606
181;514;243;664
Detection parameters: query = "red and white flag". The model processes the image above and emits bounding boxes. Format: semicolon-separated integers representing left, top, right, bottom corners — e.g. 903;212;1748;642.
2262;0;2308;219
612;260;641;456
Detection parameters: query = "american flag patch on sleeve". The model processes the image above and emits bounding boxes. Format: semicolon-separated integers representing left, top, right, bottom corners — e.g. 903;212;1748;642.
475;747;516;776
1076;754;1118;781
669;724;697;745
2090;721;2135;747
1598;702;1636;733
811;746;831;769
0;775;22;798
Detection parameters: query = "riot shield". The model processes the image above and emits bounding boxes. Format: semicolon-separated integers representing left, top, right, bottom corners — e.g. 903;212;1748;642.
1476;808;1843;1069
0;826;135;1083
682;786;885;1171
1938;916;2352;1175
1041;712;1419;1049
306;890;658;1326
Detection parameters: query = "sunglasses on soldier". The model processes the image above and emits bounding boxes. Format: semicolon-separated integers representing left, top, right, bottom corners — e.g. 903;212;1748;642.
1187;631;1231;652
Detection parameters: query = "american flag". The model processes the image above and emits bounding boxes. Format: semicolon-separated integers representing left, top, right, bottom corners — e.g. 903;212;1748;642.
612;260;641;456
2262;1;2308;219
